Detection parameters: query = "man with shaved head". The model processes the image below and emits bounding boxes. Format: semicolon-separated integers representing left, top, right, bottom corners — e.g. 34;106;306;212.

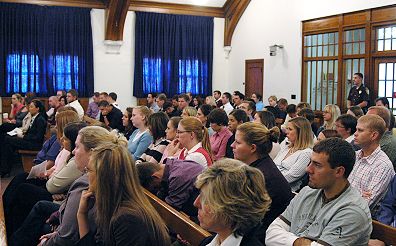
47;96;60;125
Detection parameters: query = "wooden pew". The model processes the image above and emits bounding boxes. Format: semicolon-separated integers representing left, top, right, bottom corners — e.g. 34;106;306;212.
371;220;396;245
18;150;38;172
143;189;211;246
0;200;7;246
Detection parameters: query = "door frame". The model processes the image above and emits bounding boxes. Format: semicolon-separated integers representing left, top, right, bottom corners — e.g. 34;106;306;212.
244;59;264;97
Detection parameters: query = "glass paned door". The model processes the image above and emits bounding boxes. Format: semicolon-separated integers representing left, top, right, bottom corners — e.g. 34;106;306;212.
375;59;396;114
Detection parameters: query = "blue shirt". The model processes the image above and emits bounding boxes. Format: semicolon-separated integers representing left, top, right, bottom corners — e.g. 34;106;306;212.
34;134;61;164
256;101;264;111
127;129;153;160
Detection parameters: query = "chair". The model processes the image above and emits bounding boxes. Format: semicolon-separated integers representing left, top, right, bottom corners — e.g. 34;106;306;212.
144;189;211;246
371;220;396;245
18;150;39;172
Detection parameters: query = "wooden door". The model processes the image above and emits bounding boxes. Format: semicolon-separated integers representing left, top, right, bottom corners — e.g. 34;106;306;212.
245;59;264;97
374;58;396;114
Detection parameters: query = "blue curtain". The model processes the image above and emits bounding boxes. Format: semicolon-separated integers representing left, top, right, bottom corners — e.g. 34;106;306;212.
0;3;94;97
134;12;213;98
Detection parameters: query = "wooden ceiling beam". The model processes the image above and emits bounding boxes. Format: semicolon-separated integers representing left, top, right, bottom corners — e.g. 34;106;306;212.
223;0;251;46
105;0;131;40
129;0;223;18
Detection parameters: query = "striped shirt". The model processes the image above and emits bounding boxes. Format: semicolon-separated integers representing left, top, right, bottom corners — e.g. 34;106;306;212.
349;146;395;213
136;138;169;165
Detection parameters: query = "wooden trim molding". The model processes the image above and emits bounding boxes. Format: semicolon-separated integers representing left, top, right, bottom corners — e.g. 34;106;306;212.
129;1;223;18
223;0;251;46
105;0;131;40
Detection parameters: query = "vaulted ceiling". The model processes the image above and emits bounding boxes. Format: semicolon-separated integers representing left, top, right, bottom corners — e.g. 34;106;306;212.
0;0;251;46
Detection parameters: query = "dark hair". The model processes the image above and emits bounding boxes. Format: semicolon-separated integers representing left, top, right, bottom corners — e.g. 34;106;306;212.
320;129;342;139
100;92;109;97
242;100;256;112
67;89;78;98
208;108;229;126
31;99;47;120
263;106;278;117
98;100;110;107
136;162;161;192
296;102;311;110
193;96;203;107
354;72;363;79
313;138;356;178
172;95;179;101
349;106;364;118
148;92;157;98
109;92;117;101
233;91;245;100
286;104;297;114
169;116;182;130
253;93;262;101
148;112;169;140
336;114;357;135
256;111;276;129
178;93;190;102
198;104;213;128
223;92;232;101
157;93;167;101
64;122;88;154
163;101;173;111
298;108;315;123
375;97;390;108
229;109;249;123
60;95;67;104
124;107;134;132
214;90;221;95
278;98;288;105
93;92;100;97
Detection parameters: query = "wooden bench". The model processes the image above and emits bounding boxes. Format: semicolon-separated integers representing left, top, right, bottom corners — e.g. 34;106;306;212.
371;220;396;245
143;189;211;246
18;150;39;173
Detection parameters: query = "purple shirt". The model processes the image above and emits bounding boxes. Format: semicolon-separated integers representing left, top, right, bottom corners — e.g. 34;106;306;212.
86;101;99;119
158;158;204;216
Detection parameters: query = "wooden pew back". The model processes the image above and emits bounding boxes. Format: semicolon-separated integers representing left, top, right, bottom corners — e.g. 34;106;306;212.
0;200;6;246
371;220;396;245
143;189;211;246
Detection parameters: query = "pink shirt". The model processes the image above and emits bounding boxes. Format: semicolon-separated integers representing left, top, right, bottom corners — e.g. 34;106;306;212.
11;103;24;118
210;127;232;161
49;148;71;177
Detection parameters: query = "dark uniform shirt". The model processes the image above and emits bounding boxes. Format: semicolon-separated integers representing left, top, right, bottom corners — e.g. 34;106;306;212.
348;84;370;113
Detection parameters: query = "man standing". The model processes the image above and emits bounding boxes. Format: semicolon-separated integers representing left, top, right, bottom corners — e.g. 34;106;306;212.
266;138;372;246
213;90;222;108
349;114;395;213
220;92;234;115
66;89;84;120
147;92;160;113
347;72;369;113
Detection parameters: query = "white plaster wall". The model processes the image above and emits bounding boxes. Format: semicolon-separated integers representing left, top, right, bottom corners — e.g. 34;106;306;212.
227;0;396;105
92;10;227;109
92;9;135;111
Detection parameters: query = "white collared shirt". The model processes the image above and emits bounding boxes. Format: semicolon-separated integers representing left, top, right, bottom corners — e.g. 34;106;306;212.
68;100;84;120
180;142;208;167
207;234;243;246
345;134;354;143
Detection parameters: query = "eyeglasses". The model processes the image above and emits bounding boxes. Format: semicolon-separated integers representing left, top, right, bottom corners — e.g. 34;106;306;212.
335;124;345;128
176;130;191;134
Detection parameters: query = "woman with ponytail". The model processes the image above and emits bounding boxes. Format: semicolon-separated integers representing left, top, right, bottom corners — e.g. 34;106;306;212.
231;122;293;244
166;116;212;167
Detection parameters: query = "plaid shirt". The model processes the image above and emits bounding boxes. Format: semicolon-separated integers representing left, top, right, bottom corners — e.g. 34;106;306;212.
349;146;395;212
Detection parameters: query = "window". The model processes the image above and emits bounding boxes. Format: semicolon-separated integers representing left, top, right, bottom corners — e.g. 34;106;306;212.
376;25;396;51
303;32;338;110
6;54;40;93
302;6;396;111
6;54;79;94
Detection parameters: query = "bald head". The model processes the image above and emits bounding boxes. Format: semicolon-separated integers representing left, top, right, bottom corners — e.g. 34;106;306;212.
48;96;60;108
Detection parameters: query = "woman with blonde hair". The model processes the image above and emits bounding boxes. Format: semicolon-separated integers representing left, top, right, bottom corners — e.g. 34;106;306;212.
195;159;271;245
205;96;217;107
317;104;341;135
77;141;170;245
32;126;126;245
128;106;153;160
231;122;293;242
273;117;313;191
167;116;213;167
182;106;197;118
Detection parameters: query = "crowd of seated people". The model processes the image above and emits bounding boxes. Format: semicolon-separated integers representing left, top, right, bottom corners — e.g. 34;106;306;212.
2;88;396;246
